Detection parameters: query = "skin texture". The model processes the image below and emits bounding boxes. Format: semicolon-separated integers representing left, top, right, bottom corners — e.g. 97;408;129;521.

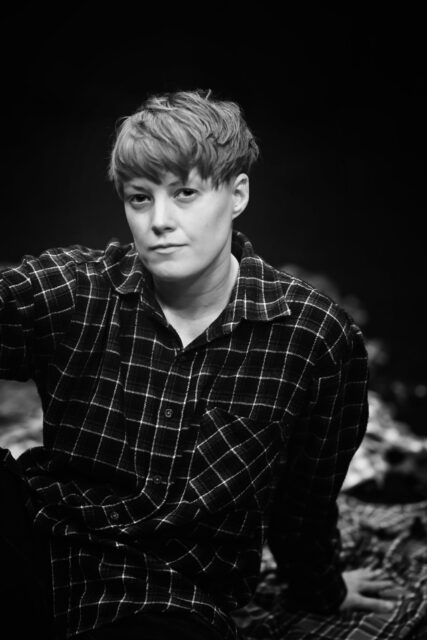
123;170;249;346
341;568;404;613
123;169;248;291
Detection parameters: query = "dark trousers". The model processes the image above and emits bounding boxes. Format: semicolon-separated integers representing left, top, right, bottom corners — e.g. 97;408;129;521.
0;448;53;638
0;448;222;639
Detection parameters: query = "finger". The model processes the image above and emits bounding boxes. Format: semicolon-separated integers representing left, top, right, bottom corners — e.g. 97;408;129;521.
360;580;395;595
363;568;389;580
355;567;379;576
345;567;385;576
380;587;406;599
357;568;388;581
354;596;395;614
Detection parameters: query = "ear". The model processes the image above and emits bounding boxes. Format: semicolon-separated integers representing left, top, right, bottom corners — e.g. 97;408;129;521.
231;173;250;220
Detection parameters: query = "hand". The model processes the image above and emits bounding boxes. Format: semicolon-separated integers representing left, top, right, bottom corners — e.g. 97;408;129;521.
340;568;404;614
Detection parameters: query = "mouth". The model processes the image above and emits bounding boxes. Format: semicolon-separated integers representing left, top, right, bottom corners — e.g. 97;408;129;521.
150;244;185;253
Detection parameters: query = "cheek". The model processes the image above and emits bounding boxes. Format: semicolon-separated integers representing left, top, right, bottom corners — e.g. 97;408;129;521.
126;214;146;240
190;205;230;238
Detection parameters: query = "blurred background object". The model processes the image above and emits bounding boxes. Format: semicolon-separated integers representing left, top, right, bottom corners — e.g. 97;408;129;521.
0;380;43;459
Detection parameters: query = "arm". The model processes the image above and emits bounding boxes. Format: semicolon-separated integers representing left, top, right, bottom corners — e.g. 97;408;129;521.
268;319;369;613
0;251;77;382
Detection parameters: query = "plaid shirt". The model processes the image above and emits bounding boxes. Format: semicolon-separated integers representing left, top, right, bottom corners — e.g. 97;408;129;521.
0;231;369;639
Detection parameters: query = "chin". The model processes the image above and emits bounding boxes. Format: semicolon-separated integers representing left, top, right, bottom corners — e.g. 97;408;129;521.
151;265;193;282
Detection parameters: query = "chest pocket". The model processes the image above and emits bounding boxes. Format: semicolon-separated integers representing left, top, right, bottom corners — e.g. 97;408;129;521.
189;407;284;514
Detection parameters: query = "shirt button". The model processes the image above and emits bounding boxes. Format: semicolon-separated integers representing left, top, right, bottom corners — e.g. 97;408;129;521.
164;408;173;418
109;511;119;521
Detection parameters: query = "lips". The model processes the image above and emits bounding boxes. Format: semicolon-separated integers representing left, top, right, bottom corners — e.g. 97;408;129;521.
150;244;185;254
151;244;181;249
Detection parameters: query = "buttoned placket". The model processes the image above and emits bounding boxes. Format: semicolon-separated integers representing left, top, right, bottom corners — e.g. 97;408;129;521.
142;336;197;492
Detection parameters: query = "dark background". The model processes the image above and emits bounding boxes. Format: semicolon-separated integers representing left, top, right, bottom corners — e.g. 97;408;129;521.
1;6;426;383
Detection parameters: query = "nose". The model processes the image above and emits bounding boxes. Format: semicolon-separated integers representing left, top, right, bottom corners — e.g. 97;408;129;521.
151;196;176;235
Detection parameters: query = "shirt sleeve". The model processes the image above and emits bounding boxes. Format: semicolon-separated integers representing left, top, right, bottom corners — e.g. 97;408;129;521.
267;318;369;613
0;252;77;382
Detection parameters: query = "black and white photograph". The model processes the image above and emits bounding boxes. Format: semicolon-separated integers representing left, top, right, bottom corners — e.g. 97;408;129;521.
1;7;426;639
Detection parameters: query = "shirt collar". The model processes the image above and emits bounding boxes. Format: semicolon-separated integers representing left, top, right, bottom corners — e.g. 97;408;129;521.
102;241;149;296
222;230;291;328
102;231;291;324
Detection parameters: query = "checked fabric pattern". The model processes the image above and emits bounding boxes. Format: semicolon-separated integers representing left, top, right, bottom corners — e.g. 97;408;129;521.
232;494;427;639
1;231;368;639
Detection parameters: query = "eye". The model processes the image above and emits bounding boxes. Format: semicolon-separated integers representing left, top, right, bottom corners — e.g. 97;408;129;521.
127;193;150;207
176;188;197;200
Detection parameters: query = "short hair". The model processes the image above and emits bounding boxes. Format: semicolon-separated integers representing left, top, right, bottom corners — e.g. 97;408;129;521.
108;89;259;196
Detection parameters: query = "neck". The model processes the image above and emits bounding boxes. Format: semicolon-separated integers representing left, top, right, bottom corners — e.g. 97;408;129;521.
154;254;239;321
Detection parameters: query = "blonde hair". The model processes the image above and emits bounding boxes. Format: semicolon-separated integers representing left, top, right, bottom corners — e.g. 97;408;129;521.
109;89;259;196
